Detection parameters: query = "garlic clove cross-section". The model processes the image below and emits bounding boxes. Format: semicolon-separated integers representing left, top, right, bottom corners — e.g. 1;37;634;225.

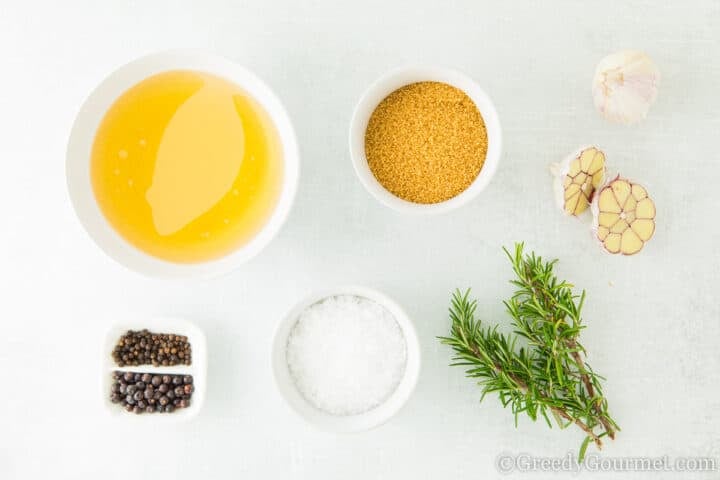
553;146;606;216
592;177;656;255
592;50;660;125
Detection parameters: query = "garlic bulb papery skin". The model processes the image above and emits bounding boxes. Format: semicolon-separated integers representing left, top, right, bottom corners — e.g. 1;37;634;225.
552;146;606;217
591;176;656;255
592;50;660;125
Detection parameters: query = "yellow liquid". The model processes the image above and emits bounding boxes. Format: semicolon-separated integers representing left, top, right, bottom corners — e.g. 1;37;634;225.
91;70;284;263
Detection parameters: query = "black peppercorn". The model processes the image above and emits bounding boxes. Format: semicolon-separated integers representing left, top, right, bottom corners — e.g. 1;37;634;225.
111;330;192;367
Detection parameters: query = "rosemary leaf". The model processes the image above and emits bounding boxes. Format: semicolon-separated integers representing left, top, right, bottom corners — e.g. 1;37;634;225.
440;243;619;461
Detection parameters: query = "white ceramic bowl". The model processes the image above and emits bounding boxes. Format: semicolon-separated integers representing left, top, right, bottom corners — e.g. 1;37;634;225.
102;317;207;422
349;65;502;214
272;286;421;432
66;50;300;278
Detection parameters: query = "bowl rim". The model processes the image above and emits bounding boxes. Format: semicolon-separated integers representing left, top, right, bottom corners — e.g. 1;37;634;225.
271;286;421;432
66;49;300;278
349;64;502;214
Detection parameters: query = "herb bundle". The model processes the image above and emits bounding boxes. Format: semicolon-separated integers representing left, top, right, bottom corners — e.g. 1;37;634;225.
440;243;619;460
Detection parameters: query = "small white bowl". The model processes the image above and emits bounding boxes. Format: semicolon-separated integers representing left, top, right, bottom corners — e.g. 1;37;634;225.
349;65;502;214
272;286;421;432
66;50;300;278
102;317;207;422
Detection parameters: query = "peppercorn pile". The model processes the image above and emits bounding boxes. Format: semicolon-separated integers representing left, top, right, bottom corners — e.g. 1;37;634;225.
112;329;192;367
110;371;194;414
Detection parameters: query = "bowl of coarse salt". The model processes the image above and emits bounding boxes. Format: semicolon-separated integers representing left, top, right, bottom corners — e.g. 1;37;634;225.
272;286;421;432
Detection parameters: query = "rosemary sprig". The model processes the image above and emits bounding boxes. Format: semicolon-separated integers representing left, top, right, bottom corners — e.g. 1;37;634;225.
439;243;619;461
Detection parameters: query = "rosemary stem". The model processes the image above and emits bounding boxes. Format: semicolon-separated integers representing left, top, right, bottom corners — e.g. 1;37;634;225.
441;243;619;458
470;343;604;450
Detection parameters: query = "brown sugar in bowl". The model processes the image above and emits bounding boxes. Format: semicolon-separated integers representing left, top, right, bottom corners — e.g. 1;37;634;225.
349;66;502;214
365;81;488;204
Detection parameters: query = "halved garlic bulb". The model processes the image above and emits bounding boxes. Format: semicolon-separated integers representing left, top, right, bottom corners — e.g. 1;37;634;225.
553;146;606;216
592;177;656;255
592;50;660;125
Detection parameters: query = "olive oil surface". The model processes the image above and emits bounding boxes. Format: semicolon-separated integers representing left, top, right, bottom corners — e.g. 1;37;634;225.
91;70;283;263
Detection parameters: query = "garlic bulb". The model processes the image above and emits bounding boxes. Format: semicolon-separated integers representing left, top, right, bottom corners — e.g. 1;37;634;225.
552;146;606;216
592;176;656;255
592;51;660;125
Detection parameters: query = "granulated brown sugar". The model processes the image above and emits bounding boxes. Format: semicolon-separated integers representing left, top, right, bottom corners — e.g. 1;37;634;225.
364;81;488;204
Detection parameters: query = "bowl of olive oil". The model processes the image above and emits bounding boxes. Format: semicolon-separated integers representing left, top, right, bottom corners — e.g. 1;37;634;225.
67;51;299;277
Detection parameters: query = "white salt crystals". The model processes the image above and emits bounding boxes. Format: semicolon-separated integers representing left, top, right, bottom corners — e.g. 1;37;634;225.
274;289;420;431
286;295;407;416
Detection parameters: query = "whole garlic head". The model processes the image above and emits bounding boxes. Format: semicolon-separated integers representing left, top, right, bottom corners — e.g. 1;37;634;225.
592;50;660;125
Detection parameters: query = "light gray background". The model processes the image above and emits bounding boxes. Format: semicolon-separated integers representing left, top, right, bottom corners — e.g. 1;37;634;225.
1;1;719;478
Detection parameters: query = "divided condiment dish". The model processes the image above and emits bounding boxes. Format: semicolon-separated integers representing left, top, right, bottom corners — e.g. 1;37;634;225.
102;317;207;421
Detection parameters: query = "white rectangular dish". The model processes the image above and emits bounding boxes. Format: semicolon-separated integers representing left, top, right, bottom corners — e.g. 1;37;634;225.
102;317;207;421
